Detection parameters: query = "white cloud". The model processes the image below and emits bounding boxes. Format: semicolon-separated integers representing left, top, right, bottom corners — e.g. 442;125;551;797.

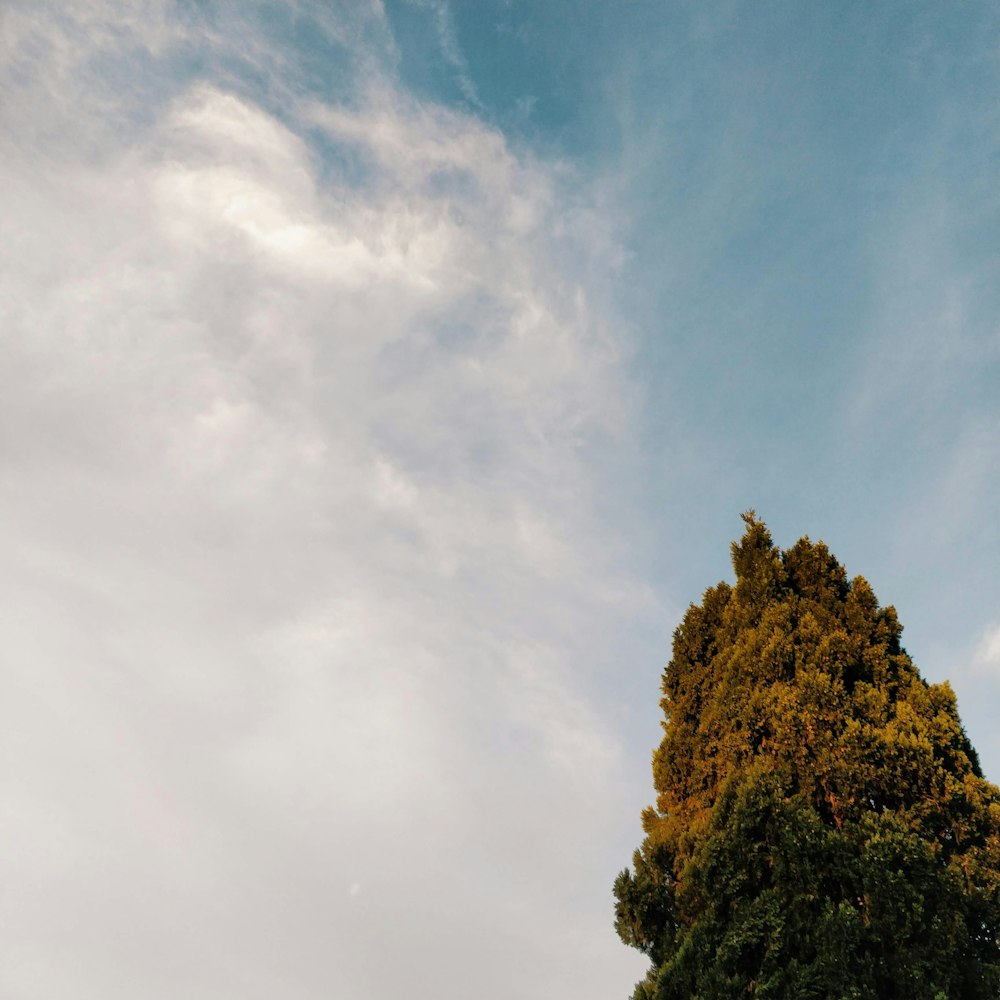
0;5;650;999
973;621;1000;676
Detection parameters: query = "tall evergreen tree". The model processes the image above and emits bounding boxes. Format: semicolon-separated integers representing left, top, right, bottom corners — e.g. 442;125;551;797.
615;513;1000;999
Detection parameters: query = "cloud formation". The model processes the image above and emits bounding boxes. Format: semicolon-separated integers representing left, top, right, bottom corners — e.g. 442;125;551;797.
974;622;1000;677
1;5;650;998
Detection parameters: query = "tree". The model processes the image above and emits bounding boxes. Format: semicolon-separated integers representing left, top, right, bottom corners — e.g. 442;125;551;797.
614;513;1000;999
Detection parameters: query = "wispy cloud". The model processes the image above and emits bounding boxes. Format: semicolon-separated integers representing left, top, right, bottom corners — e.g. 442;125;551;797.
406;0;483;108
1;4;651;999
973;621;1000;677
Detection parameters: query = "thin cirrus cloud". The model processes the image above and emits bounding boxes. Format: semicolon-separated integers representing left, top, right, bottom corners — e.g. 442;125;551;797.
1;5;652;999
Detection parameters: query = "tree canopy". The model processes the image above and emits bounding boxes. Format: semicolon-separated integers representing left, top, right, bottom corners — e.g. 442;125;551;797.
615;513;1000;999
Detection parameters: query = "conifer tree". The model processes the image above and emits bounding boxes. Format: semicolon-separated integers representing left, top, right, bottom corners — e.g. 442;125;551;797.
615;513;1000;999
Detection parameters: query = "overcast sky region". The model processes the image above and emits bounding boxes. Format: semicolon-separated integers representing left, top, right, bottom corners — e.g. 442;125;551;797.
2;3;1000;999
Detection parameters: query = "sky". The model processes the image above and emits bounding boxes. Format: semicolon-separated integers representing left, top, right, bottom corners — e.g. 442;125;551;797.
2;2;999;998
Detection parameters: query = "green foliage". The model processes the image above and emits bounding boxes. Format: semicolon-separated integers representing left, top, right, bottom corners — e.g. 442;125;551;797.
615;513;1000;999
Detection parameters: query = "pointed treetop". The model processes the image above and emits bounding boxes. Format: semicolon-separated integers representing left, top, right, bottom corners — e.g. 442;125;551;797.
730;512;780;612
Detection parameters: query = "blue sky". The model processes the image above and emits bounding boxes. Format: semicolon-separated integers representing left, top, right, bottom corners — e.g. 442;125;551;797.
381;0;1000;759
2;3;999;999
